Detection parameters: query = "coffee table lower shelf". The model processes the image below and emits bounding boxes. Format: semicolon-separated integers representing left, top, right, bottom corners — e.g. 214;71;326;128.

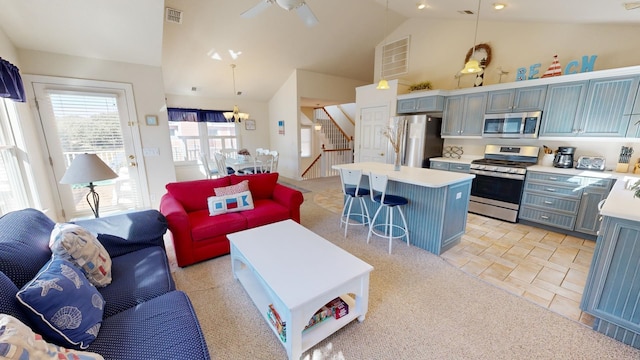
234;262;361;358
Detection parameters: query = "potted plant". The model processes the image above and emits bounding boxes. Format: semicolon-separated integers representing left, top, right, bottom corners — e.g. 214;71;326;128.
408;81;432;92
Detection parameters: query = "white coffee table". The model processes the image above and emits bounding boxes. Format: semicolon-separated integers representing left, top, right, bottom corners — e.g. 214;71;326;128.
228;219;374;360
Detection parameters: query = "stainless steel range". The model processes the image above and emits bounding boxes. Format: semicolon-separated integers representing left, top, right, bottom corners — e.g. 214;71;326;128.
469;145;540;222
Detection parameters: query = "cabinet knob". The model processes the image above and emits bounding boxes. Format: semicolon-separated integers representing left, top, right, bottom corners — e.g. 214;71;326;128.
540;215;550;220
544;200;554;205
545;188;557;192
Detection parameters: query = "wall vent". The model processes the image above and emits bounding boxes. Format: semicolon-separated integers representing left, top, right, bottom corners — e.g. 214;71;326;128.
165;7;183;24
382;36;410;79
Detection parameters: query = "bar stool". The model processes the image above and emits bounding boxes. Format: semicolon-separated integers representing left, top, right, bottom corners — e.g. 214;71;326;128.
367;173;409;254
339;168;371;237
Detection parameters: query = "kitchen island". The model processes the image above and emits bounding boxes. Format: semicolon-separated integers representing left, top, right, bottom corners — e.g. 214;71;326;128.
580;175;640;349
333;162;475;255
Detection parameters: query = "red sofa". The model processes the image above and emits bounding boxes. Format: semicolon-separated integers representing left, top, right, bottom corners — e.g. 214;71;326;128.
160;172;304;267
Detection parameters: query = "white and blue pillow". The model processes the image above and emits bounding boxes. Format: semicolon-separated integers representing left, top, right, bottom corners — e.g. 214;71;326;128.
16;258;105;349
208;190;254;216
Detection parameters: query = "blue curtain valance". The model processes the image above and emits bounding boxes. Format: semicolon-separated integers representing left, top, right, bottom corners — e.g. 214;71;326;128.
167;107;230;123
0;57;26;102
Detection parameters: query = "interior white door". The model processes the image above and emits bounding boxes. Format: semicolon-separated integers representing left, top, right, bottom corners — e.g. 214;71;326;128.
358;105;390;163
32;79;148;219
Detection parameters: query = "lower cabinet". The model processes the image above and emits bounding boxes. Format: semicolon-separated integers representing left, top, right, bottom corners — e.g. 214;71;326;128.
581;216;640;349
519;171;613;236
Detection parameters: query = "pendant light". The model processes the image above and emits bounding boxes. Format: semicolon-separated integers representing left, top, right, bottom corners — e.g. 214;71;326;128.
376;0;390;90
223;64;250;122
460;0;483;74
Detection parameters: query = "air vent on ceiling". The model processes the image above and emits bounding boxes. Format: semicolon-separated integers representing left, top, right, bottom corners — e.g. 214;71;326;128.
382;36;410;79
165;7;183;24
458;10;475;15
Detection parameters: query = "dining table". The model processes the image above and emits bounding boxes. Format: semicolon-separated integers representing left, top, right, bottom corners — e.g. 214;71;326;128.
225;156;263;173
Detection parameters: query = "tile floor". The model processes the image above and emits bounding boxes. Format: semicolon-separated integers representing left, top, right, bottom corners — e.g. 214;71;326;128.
313;186;597;327
440;213;596;327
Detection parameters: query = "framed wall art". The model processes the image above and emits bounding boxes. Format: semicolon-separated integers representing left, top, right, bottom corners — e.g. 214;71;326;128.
245;119;256;130
145;115;158;126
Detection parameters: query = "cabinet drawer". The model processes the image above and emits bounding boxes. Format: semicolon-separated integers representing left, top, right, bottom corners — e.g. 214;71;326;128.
449;164;470;173
526;172;582;186
523;182;583;198
430;161;449;171
519;206;576;230
582;177;613;190
521;192;580;214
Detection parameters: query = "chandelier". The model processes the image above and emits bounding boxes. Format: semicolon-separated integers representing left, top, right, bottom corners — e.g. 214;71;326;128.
223;64;250;122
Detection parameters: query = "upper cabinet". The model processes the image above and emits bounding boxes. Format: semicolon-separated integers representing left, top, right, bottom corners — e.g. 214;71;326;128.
485;86;547;113
627;83;640;138
397;95;444;114
540;76;640;137
539;81;588;136
442;93;487;137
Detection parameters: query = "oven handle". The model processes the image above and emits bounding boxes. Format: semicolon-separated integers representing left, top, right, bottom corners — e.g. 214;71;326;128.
470;169;525;180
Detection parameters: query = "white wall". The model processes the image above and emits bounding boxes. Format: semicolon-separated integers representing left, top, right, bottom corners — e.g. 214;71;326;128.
16;50;173;213
376;18;640;92
269;71;300;179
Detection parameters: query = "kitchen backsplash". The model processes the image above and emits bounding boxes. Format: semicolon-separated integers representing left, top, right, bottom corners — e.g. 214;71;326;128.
444;138;640;172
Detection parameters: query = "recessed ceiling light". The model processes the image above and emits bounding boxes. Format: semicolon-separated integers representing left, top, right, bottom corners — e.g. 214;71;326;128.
493;3;506;10
417;2;427;10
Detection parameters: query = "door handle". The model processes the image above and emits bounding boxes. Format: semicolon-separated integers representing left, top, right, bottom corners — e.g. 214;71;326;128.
379;153;384;156
129;162;137;167
128;155;135;160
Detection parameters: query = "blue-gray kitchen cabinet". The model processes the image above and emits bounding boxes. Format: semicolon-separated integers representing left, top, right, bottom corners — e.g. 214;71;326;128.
485;86;547;113
581;215;640;349
442;93;486;137
397;95;444;114
539;81;588;136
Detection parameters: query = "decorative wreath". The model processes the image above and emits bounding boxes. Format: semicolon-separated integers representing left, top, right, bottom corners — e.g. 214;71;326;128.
464;43;492;67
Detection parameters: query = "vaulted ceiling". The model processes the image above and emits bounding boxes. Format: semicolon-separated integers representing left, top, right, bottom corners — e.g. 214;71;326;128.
1;0;639;105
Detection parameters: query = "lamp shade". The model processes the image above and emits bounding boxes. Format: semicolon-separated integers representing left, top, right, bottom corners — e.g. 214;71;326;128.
60;153;118;185
461;59;482;74
376;79;390;90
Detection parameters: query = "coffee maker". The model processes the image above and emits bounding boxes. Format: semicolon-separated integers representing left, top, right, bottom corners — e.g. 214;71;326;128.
553;146;576;168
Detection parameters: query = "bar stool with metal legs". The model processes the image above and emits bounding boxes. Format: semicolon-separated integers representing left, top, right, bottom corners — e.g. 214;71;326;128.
339;168;371;237
367;173;409;254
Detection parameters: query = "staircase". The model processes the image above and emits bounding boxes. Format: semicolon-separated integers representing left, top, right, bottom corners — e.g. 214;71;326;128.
301;106;354;180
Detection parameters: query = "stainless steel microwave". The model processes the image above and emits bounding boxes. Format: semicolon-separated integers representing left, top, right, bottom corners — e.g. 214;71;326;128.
482;111;542;138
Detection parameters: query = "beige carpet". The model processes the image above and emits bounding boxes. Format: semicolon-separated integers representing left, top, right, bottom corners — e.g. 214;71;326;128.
168;176;640;359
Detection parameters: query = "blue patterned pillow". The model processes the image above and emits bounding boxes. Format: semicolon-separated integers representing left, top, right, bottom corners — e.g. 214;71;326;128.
15;258;105;349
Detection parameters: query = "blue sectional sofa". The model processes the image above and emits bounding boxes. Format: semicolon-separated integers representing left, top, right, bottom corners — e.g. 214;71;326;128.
0;208;210;359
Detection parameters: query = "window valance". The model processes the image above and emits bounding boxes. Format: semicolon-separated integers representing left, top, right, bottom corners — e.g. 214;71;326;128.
167;107;230;123
0;58;25;102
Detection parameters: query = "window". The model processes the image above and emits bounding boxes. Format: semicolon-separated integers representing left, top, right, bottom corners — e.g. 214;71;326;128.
0;99;32;215
300;126;311;157
169;121;237;162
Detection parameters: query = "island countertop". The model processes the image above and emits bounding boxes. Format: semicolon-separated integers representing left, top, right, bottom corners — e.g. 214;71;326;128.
600;175;640;222
332;162;475;188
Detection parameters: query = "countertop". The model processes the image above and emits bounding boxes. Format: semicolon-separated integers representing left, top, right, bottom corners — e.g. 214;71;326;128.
333;162;475;188
598;175;640;222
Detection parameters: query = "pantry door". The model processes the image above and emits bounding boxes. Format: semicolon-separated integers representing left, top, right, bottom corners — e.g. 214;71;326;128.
358;105;389;163
31;77;148;219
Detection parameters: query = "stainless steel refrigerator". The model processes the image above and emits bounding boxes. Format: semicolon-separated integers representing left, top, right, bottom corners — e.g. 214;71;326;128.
397;115;444;168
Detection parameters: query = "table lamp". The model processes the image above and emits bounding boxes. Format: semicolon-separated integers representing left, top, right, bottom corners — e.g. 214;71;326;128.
60;153;118;218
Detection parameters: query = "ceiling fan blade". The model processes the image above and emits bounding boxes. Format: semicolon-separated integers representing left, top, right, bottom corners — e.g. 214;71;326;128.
241;0;273;18
295;3;318;27
624;2;640;10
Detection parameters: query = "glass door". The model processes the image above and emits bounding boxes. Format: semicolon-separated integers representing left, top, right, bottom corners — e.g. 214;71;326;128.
33;80;147;219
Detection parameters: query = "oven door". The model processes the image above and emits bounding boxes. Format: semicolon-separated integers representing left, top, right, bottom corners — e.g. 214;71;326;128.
471;174;524;205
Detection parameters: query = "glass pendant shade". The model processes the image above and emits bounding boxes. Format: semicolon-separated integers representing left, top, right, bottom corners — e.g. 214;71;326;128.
376;79;390;90
461;59;482;74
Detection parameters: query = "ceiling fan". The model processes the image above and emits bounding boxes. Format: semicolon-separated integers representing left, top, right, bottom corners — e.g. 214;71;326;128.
241;0;319;27
624;2;640;10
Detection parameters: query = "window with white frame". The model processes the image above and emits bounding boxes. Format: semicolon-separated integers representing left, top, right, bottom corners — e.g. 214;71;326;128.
300;126;311;157
168;121;237;163
0;99;32;215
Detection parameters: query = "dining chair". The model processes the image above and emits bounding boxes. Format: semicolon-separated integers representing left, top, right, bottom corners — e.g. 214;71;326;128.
269;151;279;172
200;153;219;179
214;152;235;175
339;168;370;238
367;173;409;254
255;154;274;173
